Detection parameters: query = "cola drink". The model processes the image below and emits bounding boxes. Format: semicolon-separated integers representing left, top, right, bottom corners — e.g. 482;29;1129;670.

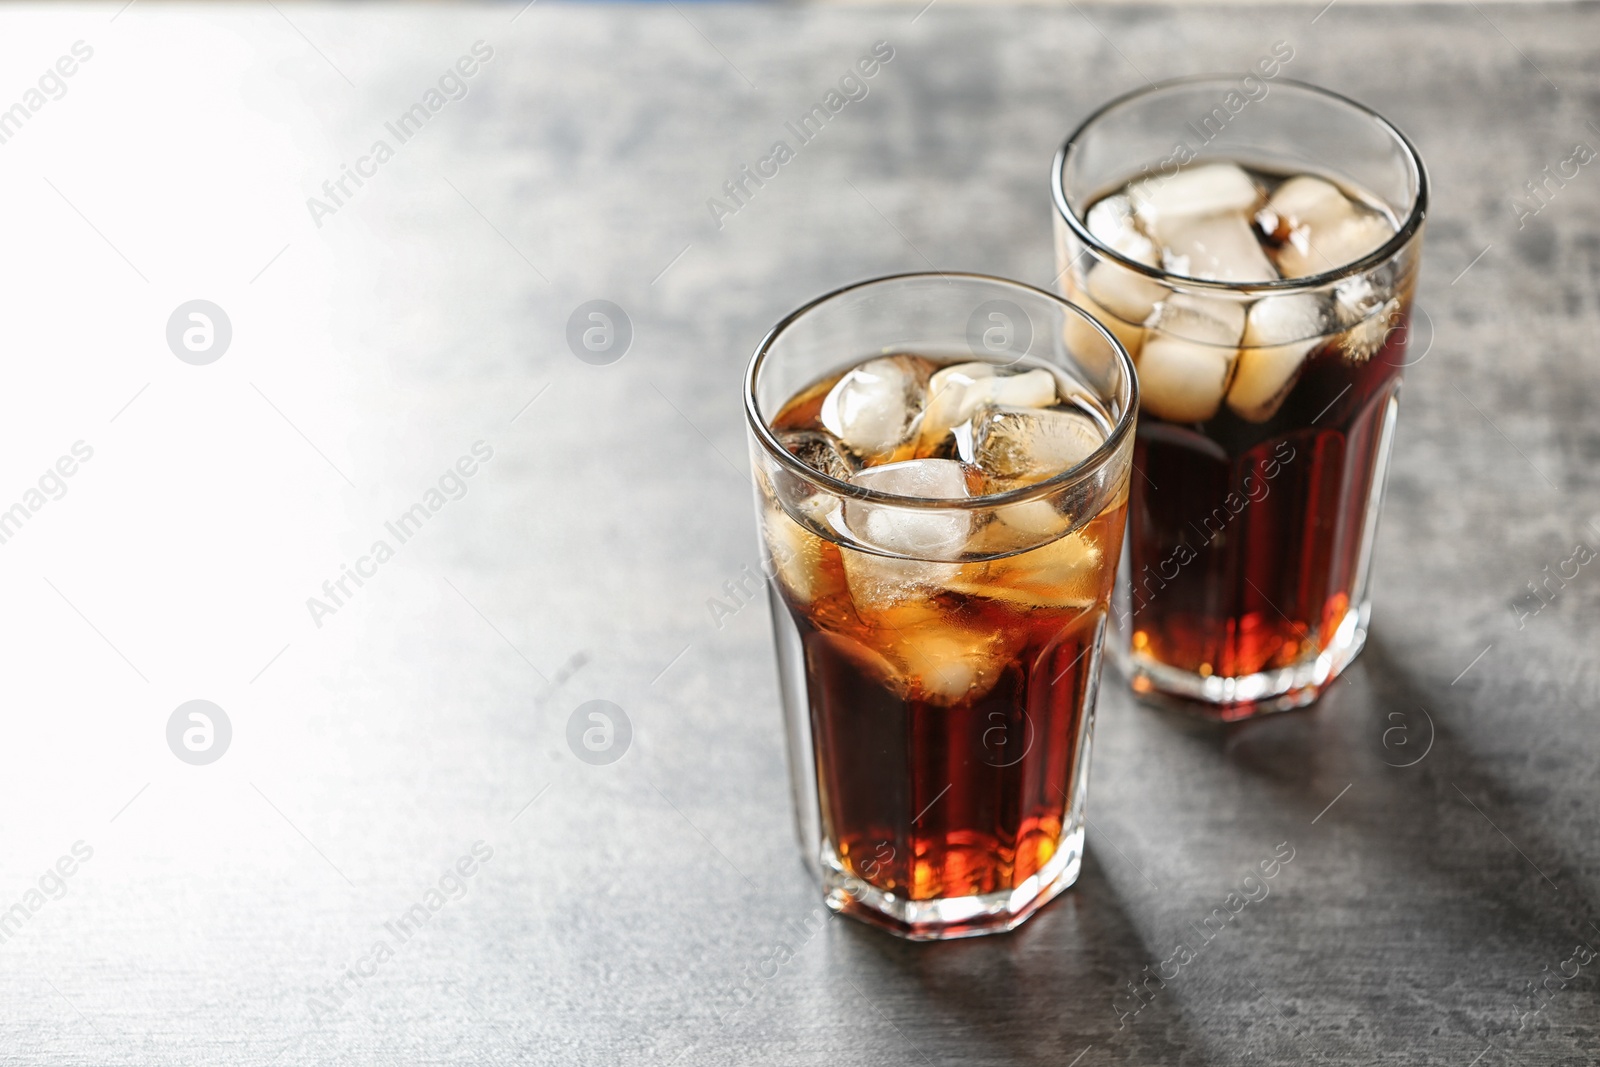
746;276;1137;938
1055;101;1427;718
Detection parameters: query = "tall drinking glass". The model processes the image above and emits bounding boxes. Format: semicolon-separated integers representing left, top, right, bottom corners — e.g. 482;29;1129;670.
1052;78;1428;719
745;273;1136;939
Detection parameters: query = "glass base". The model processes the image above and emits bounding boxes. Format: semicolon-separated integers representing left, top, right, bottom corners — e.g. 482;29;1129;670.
821;825;1084;941
1114;600;1369;721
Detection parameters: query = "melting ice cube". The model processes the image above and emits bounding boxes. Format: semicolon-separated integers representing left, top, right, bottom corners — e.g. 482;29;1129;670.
949;530;1103;610
1267;175;1397;278
1266;175;1351;231
917;363;1059;454
1159;213;1279;283
1086;193;1159;265
1077;262;1169;361
992;499;1070;540
971;405;1107;489
1227;294;1325;422
845;459;973;556
763;502;849;607
819;355;929;460
1088;263;1168;326
1131;163;1262;235
918;362;993;455
996;532;1102;607
865;615;1013;707
1278;213;1394;278
840;459;975;610
1137;295;1245;423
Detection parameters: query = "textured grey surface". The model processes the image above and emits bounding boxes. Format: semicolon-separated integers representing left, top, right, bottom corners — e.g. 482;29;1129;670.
1;2;1598;1064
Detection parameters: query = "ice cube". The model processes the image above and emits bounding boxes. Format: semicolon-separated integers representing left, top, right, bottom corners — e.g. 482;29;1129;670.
826;595;1015;705
912;629;1009;705
839;459;974;608
1159;213;1279;283
1060;306;1128;380
846;459;972;551
873;618;1012;707
1343;301;1401;362
919;362;994;444
1227;294;1324;423
1246;292;1328;348
763;505;845;606
1333;276;1382;326
842;551;954;612
1130;163;1262;235
1227;344;1308;422
1277;212;1394;278
1266;175;1351;232
1144;292;1246;346
1086;193;1159;266
1329;276;1399;360
916;364;1059;454
1138;343;1233;424
971;405;1107;489
993;499;1070;539
992;369;1061;407
778;430;856;482
1138;295;1244;423
950;531;1103;610
1088;262;1168;324
819;355;929;461
1075;262;1169;362
1267;176;1397;278
1007;530;1102;598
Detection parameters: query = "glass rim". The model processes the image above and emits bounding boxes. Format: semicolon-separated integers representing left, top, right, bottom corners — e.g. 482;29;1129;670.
1051;75;1430;294
743;271;1138;512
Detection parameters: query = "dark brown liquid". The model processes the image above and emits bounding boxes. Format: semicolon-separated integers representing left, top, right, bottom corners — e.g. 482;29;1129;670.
768;361;1125;901
776;513;1122;900
1125;310;1409;697
1076;162;1416;712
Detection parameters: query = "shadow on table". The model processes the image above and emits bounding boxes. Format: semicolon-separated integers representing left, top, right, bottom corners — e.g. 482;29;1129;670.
1240;636;1592;922
822;850;1215;1066
1155;635;1600;1053
811;636;1597;1065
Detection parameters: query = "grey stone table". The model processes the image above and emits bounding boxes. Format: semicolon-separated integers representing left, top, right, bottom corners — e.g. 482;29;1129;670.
1;2;1597;1064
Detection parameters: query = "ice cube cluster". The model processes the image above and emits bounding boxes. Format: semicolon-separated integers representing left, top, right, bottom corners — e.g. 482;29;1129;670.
1072;163;1401;424
804;354;1108;497
763;355;1118;706
772;355;1110;600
